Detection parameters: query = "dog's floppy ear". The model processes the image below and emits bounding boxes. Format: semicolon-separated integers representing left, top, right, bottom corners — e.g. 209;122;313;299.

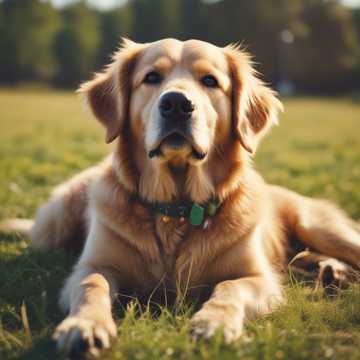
78;39;145;143
225;45;283;154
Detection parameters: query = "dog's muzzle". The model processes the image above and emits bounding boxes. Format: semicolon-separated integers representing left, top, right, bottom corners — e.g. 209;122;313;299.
148;92;207;160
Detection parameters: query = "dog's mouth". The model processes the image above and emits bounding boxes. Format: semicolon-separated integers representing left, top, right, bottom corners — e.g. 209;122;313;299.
148;131;207;161
163;132;188;149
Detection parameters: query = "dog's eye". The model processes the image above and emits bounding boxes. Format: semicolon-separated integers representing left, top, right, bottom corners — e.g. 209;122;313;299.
201;74;219;88
143;71;162;85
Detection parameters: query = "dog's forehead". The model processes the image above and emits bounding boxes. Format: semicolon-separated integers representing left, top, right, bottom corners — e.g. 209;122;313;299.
138;38;229;72
182;39;228;70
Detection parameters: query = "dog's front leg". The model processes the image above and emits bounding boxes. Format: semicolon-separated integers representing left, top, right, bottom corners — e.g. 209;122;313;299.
191;274;282;343
53;265;118;358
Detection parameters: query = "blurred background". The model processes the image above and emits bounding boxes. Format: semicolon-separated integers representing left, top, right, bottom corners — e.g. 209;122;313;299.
0;6;360;357
0;0;360;94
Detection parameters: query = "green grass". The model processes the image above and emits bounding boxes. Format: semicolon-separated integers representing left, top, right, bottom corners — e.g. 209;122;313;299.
0;89;360;359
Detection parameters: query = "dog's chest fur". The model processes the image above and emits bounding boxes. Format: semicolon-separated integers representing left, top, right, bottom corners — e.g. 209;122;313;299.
151;215;189;276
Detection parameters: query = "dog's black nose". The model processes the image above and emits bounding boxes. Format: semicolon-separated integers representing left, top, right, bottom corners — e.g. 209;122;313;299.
159;92;194;120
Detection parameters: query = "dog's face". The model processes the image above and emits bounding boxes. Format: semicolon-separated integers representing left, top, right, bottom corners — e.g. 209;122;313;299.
80;38;282;200
129;39;232;166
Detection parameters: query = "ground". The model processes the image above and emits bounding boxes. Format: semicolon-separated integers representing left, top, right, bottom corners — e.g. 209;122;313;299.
0;88;360;360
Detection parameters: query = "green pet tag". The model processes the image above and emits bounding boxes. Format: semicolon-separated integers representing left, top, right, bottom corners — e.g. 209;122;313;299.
190;203;204;226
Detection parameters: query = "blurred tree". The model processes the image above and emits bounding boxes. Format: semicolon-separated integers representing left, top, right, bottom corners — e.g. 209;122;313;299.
353;7;360;39
53;1;100;87
178;0;208;41
289;0;359;92
0;0;60;83
96;4;133;67
131;0;181;42
351;7;360;88
0;0;359;92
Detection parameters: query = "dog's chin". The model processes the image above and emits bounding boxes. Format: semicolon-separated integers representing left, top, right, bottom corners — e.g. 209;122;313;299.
161;144;192;166
148;132;208;164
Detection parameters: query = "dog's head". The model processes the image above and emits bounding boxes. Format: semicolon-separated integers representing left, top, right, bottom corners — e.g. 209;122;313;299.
80;38;282;202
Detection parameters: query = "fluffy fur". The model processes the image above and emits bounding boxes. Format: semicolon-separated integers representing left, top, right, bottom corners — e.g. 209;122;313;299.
15;38;360;356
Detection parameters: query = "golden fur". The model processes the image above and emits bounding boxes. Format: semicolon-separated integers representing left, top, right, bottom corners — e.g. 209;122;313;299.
23;38;360;356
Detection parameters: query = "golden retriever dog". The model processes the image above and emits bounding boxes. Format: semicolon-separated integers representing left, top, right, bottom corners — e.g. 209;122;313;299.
5;38;360;357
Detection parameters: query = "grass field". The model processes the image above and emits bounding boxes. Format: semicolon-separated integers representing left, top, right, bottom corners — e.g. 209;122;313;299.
0;88;360;360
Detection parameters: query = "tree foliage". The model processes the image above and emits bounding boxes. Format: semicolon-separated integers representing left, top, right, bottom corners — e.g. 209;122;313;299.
0;0;60;82
0;0;359;92
289;0;360;92
53;1;100;86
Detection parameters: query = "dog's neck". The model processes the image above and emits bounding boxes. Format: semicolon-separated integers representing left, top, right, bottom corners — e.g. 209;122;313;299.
167;164;188;192
112;137;249;205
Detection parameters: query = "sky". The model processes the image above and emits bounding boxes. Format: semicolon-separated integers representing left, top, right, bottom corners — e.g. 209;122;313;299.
51;0;360;11
342;0;360;7
51;0;127;11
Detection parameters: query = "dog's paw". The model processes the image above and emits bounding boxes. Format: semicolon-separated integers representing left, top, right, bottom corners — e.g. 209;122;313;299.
53;316;117;358
318;258;351;295
190;307;242;343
